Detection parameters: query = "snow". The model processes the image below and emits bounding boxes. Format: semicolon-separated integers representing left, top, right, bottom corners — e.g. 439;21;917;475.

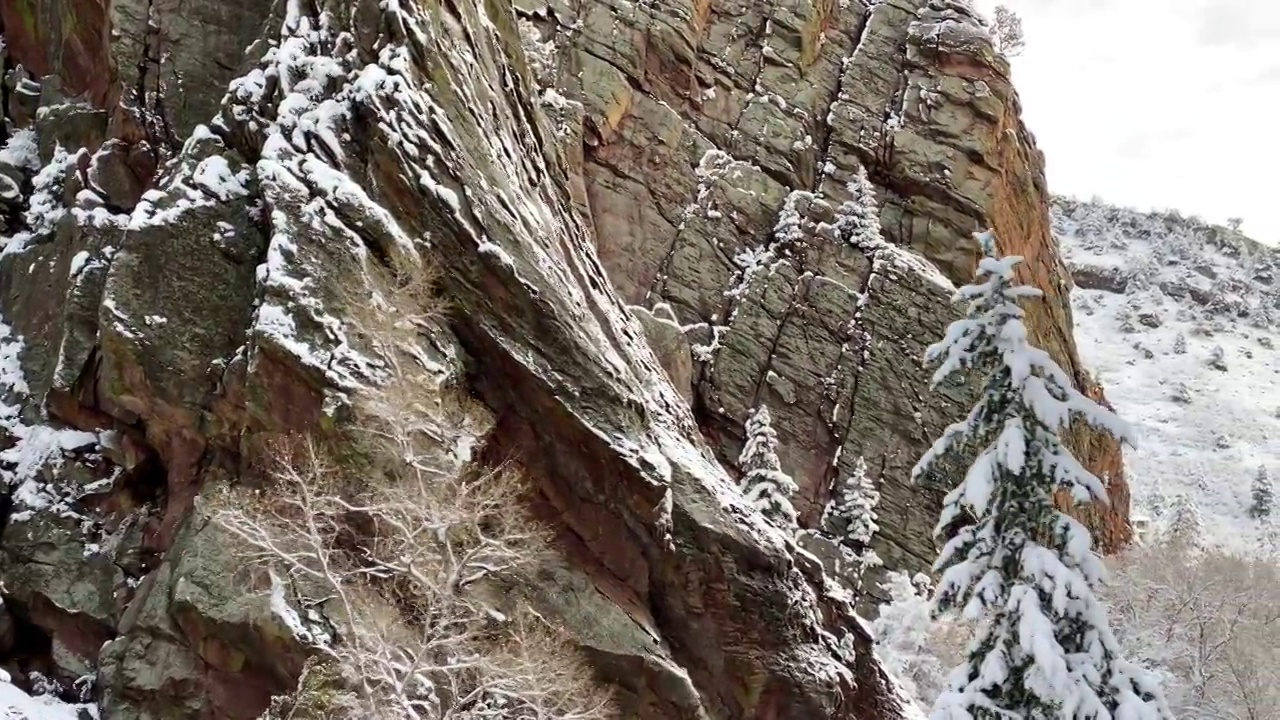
190;156;251;201
736;405;799;529
0;322;30;398
252;302;329;373
127;155;237;231
872;571;957;702
917;233;1171;719
1;148;78;258
67;251;91;278
517;17;557;83
454;434;476;463
296;155;416;258
1055;197;1280;553
268;569;311;640
1;317;108;522
0;130;40;172
688;323;727;363
0;676;97;720
250;147;389;396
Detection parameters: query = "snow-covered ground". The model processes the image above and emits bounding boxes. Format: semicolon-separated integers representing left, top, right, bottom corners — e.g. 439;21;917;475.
0;670;96;720
1054;196;1280;553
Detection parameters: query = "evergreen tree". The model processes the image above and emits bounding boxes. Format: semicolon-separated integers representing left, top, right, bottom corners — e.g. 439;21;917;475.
915;231;1171;720
822;455;883;578
824;456;880;545
1250;465;1273;520
1164;494;1204;547
1208;344;1228;371
833;166;883;249
737;405;799;529
1141;476;1170;519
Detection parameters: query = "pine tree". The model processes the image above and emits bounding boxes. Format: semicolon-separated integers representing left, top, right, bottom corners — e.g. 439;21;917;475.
1208;344;1228;371
737;405;799;529
1250;465;1273;520
822;456;883;578
833;166;883;249
1163;494;1204;547
915;231;1171;720
1141;476;1170;519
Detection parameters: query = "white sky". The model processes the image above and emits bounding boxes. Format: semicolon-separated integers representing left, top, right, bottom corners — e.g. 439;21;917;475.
975;0;1280;244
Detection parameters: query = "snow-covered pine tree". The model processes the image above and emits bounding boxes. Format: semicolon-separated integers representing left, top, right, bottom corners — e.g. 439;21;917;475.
1140;476;1170;519
833;166;883;250
822;455;883;578
738;405;800;530
1163;494;1204;546
1251;465;1274;520
1208;344;1228;372
914;231;1172;720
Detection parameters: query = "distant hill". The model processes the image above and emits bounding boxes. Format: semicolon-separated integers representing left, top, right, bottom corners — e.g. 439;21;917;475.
1054;195;1280;553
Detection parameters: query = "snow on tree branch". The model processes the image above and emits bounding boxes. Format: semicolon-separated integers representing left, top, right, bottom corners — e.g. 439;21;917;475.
915;230;1172;720
1251;465;1274;521
738;405;799;531
822;455;882;585
988;5;1025;57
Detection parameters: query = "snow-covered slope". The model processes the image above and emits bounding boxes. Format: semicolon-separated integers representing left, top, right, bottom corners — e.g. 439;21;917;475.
1054;196;1280;553
0;670;95;720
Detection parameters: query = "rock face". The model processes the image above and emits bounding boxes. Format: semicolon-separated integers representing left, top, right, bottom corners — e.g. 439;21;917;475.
0;0;1126;718
521;0;1131;576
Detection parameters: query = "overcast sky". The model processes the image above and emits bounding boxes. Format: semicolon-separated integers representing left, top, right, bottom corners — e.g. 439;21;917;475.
974;0;1280;244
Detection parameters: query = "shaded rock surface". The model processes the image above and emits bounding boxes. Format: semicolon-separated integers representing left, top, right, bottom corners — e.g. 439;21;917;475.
0;0;1124;718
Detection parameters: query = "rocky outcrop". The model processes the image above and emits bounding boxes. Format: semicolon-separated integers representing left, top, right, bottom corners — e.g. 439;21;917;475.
522;0;1131;579
0;0;1126;717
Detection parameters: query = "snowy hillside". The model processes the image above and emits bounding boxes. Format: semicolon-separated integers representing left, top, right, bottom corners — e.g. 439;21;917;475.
1054;196;1280;553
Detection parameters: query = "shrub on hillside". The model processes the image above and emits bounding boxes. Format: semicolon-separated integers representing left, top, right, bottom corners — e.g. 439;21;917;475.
213;261;614;719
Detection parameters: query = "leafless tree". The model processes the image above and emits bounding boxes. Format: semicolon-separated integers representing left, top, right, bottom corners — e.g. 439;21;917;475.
989;5;1026;57
1103;540;1280;720
212;262;614;719
214;431;612;719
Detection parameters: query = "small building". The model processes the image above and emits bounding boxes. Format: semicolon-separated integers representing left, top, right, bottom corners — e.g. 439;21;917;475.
1131;513;1153;545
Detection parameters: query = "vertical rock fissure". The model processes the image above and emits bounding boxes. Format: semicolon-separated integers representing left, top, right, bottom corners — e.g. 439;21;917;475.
727;0;784;138
812;4;873;192
816;246;883;513
748;275;811;409
0;26;11;149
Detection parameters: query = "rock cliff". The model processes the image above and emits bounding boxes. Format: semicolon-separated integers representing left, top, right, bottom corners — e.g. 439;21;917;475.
0;0;1127;717
519;0;1131;574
